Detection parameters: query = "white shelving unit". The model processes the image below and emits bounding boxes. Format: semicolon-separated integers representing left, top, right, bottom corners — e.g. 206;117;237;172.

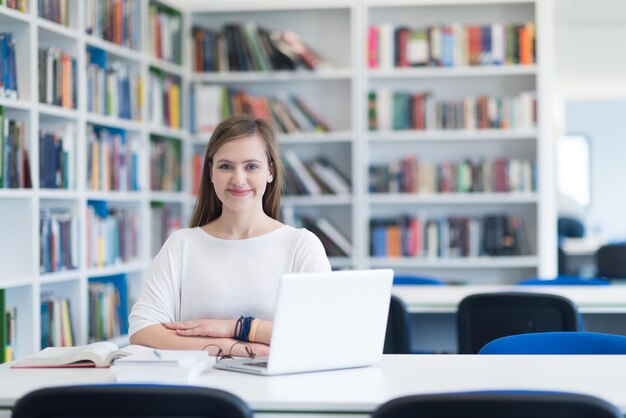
0;0;556;361
0;0;190;360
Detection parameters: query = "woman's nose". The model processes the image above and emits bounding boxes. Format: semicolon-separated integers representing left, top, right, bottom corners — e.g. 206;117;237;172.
231;167;246;185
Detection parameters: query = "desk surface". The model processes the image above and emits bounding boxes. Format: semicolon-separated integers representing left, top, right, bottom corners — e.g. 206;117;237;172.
393;285;626;313
3;355;626;415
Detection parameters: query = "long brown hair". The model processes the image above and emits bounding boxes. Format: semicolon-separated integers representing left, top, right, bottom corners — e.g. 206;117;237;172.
189;116;284;227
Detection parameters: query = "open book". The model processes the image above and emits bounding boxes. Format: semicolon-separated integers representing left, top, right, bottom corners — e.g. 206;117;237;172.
10;341;155;368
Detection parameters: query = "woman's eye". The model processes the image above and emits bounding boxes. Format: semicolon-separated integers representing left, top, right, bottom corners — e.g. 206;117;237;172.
218;163;232;170
246;164;259;170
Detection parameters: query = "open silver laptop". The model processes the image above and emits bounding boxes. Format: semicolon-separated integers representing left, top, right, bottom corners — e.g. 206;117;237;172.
213;269;394;375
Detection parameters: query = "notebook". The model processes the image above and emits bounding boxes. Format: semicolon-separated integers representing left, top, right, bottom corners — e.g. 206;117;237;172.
214;269;394;375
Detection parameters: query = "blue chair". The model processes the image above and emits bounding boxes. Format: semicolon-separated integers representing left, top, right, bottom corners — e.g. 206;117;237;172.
393;274;446;286
372;391;621;418
457;292;581;354
11;384;252;418
518;275;609;286
479;331;626;354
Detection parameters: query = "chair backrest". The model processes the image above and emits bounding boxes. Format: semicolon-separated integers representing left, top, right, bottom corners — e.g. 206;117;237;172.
479;331;626;354
393;275;445;286
457;292;580;354
384;295;411;354
372;391;622;418
596;244;626;279
11;385;253;418
518;275;610;286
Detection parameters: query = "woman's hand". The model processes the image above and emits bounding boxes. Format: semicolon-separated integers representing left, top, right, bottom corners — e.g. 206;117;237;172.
163;319;234;338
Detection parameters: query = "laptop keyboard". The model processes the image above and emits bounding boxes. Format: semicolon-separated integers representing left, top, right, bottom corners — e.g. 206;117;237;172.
243;361;268;368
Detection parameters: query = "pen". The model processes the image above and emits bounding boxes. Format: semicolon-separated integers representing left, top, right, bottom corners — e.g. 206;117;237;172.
153;349;161;359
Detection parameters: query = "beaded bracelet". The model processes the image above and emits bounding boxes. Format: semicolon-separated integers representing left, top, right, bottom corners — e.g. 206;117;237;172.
234;316;255;341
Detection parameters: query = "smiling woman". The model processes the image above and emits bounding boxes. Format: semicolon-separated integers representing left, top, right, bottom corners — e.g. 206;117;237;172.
128;116;331;356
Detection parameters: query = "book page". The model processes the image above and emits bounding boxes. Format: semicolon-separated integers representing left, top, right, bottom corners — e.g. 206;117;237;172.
11;341;119;368
105;344;155;365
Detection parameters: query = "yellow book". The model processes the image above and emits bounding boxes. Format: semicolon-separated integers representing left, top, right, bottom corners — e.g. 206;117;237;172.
169;84;180;128
61;299;73;347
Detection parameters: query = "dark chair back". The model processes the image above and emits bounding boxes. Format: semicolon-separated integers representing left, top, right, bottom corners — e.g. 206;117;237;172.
479;331;626;354
457;292;580;354
384;295;411;354
11;385;253;418
372;392;622;418
596;244;626;279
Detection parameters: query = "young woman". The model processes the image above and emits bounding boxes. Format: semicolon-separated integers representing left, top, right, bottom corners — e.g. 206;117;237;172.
129;116;331;356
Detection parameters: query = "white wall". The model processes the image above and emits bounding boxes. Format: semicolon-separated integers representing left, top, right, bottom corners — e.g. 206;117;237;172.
565;100;626;241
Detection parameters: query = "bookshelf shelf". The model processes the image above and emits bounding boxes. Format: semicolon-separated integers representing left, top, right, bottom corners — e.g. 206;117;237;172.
368;129;538;142
36;17;80;39
369;256;539;269
0;98;32;111
369;192;539;205
38;190;80;199
85;113;145;131
0;190;33;199
85;261;150;278
0;5;31;22
84;191;145;202
146;56;185;76
278;131;354;144
149;192;190;203
39;273;82;285
83;34;143;62
37;103;80;120
282;195;353;206
148;125;188;139
368;64;537;79
0;276;36;289
191;69;354;83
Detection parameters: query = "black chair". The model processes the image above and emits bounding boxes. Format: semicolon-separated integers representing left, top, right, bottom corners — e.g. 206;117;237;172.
457;292;580;354
384;295;411;354
371;391;622;418
11;384;253;418
595;244;626;279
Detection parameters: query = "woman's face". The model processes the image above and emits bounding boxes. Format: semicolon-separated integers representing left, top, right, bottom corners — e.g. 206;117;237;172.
210;134;273;215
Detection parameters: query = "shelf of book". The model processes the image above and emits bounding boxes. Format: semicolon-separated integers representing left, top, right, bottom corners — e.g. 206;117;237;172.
363;0;553;283
191;69;354;83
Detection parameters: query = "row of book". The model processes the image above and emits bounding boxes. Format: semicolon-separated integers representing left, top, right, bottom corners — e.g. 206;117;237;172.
38;47;77;109
41;295;74;348
39;125;75;189
369;157;536;194
85;0;141;50
370;214;530;258
3;0;26;11
369;89;537;131
148;69;181;129
368;22;535;69
87;124;140;192
0;289;17;363
150;136;181;192
1;110;32;188
283;150;351;196
88;274;128;342
148;2;182;64
192;24;325;72
86;200;138;268
150;202;181;257
0;33;18;99
191;84;330;135
281;207;352;258
38;0;69;26
39;208;78;273
86;47;143;121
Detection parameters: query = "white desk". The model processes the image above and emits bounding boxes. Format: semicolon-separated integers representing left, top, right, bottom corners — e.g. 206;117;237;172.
2;355;626;418
392;285;626;353
392;285;626;314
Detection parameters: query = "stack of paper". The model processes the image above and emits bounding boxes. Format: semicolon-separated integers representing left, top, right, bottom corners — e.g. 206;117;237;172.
110;349;215;383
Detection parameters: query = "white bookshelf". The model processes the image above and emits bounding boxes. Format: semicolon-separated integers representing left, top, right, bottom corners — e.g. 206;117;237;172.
0;0;556;361
0;0;190;360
